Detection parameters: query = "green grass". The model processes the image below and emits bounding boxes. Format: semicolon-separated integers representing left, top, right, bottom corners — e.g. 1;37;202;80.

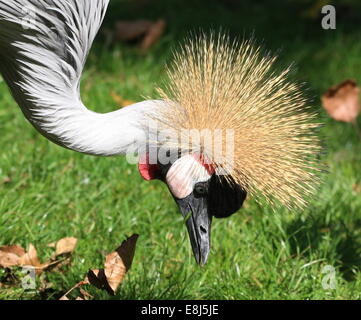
1;0;361;299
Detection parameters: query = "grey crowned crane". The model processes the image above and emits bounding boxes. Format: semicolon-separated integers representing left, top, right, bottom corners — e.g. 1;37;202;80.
0;0;322;265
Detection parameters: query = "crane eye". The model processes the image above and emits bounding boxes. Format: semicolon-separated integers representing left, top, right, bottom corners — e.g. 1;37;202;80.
194;182;208;196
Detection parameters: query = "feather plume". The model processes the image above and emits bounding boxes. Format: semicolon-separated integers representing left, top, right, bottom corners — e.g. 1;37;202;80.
153;33;323;209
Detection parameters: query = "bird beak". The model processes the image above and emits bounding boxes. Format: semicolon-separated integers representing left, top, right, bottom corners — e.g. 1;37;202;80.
175;195;212;265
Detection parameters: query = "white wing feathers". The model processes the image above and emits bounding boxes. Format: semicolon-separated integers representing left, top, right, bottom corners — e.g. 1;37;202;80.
0;0;152;156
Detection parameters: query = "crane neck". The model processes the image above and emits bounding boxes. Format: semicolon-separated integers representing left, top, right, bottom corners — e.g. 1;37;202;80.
26;99;160;157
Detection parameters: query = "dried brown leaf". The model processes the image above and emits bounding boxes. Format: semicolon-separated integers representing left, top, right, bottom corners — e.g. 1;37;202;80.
55;237;78;257
47;242;56;248
18;244;53;275
114;19;165;51
0;252;20;268
0;244;46;272
86;234;139;295
0;241;74;275
59;235;139;299
140;19;166;51
19;244;41;268
0;245;26;257
104;251;126;294
322;79;360;123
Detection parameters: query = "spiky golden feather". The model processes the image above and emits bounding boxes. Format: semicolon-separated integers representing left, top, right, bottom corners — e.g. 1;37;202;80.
152;34;323;209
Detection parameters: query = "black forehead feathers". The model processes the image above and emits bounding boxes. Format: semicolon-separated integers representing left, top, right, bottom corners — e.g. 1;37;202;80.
207;175;247;218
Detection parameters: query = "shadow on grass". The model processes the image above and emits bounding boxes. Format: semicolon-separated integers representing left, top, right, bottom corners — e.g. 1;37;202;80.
286;212;361;281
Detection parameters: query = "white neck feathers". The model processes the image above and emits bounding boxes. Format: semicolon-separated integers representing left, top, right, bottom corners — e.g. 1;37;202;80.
0;0;158;156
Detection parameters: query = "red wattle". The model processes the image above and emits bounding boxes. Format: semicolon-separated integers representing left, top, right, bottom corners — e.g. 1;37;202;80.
138;153;159;181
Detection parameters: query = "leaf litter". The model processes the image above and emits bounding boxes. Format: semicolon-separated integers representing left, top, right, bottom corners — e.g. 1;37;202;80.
1;234;139;300
60;234;139;300
0;236;78;290
322;79;360;124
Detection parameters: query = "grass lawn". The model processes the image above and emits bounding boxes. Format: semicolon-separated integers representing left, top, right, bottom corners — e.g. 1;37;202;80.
1;0;361;299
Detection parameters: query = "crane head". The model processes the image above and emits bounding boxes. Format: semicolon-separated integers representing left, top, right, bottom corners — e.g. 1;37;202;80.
138;153;247;265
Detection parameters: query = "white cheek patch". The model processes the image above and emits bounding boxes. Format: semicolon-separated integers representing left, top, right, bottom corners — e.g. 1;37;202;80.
166;155;212;199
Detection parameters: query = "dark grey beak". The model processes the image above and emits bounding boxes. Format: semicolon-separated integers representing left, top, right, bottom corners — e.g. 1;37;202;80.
176;194;212;265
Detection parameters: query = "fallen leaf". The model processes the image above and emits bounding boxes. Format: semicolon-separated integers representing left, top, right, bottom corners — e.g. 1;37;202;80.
104;251;127;294
0;240;76;278
322;79;360;123
59;234;139;299
0;252;20;268
0;245;26;268
0;245;26;257
55;237;78;257
113;19;166;51
87;234;139;295
0;244;48;275
19;244;41;268
47;242;56;248
140;19;166;51
20;244;64;275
